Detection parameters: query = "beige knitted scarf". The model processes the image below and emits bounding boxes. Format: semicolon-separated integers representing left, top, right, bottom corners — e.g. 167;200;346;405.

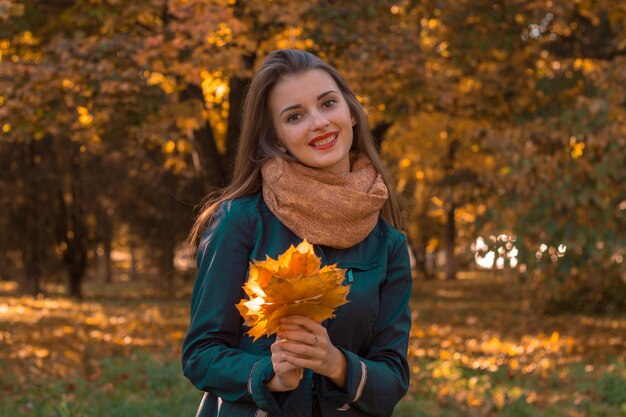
261;154;388;249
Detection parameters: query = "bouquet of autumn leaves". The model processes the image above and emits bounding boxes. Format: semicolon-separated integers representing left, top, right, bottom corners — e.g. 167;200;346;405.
236;240;351;341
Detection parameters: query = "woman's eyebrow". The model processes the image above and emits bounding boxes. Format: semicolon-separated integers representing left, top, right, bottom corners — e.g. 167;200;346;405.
280;103;301;116
279;90;338;116
317;90;337;100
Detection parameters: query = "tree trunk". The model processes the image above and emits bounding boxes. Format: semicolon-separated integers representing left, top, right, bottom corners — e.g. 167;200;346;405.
443;135;459;281
193;121;225;187
69;144;88;298
54;141;88;299
68;263;84;299
158;239;176;293
414;241;429;279
96;208;114;284
130;238;138;282
371;121;393;150
225;76;250;180
23;259;41;296
181;83;227;189
491;246;499;270
0;224;8;281
0;251;6;281
21;141;43;296
444;204;457;280
103;236;112;284
417;234;433;279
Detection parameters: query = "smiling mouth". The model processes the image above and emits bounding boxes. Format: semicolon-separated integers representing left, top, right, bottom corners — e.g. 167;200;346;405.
310;131;338;149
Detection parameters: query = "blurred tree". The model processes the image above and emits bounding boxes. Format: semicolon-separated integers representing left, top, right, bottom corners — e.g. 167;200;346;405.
1;0;624;309
0;0;197;297
431;0;626;308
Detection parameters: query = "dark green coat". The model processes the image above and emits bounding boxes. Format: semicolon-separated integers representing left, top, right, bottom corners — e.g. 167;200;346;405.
182;192;412;417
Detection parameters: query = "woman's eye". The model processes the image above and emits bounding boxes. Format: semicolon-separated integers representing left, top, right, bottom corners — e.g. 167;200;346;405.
322;99;337;108
287;113;302;123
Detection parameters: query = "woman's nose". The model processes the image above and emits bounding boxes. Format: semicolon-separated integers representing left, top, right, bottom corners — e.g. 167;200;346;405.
309;110;330;130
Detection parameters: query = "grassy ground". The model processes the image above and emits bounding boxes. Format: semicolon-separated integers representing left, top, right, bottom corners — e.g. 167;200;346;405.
403;273;626;416
0;273;624;416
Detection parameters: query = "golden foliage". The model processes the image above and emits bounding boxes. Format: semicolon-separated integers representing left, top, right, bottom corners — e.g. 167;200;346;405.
0;281;189;387
408;274;626;412
0;276;623;414
236;240;349;341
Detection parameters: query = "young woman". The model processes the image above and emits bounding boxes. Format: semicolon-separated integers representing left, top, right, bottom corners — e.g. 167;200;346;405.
182;49;412;417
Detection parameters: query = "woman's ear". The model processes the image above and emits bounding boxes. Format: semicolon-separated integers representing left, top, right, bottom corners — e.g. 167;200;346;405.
276;142;287;152
351;116;356;126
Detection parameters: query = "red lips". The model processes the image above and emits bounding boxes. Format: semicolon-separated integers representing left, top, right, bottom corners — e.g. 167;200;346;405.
309;131;338;146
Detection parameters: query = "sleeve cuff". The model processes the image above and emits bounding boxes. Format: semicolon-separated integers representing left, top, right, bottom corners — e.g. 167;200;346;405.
315;347;365;404
248;356;281;411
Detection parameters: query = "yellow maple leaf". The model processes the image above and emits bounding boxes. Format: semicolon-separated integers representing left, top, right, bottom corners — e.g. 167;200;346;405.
236;240;350;341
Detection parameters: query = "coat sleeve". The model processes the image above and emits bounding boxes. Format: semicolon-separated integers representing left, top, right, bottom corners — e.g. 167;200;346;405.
181;201;282;412
315;233;412;417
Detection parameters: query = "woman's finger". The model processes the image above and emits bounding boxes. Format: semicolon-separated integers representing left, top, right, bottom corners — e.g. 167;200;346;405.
282;352;321;370
280;315;320;332
277;329;317;345
270;339;286;354
279;340;320;359
274;359;299;373
278;323;306;332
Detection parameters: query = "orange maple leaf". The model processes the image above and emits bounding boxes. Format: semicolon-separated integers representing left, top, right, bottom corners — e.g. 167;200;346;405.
236;240;350;341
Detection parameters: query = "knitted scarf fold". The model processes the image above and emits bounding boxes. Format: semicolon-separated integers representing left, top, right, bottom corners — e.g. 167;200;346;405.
261;154;388;249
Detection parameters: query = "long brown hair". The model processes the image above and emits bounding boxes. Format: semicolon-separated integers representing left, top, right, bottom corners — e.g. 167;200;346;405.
188;49;401;246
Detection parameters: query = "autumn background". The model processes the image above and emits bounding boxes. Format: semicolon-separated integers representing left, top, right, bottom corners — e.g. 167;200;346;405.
0;0;625;416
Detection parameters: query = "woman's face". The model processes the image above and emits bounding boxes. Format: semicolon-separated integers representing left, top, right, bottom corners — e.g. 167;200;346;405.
268;69;354;174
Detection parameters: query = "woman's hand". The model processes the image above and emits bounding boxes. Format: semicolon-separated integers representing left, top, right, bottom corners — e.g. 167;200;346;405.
266;334;304;392
277;315;348;389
